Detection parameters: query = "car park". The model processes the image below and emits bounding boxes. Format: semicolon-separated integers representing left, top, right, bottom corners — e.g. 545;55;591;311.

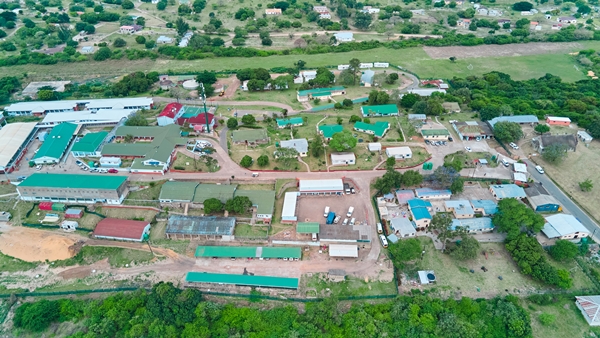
535;165;544;174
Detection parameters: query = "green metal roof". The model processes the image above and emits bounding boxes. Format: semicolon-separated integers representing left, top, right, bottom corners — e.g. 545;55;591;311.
192;184;237;203
261;247;301;259
312;91;331;97
34;123;78;160
421;129;450;136
298;86;345;97
114;125;169;138
318;124;344;138
71;132;108;153
159;181;198;201
361;104;399;116
186;272;299;289
296;222;320;233
276;117;304;127
195;246;257;258
104;125;186;165
19;173;126;190
354;121;390;137
231;129;268;143
235;190;275;215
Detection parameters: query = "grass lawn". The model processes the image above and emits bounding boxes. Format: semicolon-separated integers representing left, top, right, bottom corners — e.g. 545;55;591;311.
303;273;397;297
275;179;295;196
525;295;600;338
232;86;304;111
98;207;157;222
390;146;430;169
234;224;269;239
236;184;275;191
0;200;36;225
172;152;219;172
53;246;155;268
0;252;38;273
123;181;166;206
444;150;499;168
0;184;16;195
228;134;307;172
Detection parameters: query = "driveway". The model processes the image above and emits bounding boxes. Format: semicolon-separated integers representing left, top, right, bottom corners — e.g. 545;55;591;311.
524;159;600;241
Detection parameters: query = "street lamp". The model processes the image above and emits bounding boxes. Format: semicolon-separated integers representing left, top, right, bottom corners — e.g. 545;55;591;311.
199;82;210;133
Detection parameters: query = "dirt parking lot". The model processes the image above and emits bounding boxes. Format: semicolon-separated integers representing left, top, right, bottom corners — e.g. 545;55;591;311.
296;193;369;226
423;42;582;59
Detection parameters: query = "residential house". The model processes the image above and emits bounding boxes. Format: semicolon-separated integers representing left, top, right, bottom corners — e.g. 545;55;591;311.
319;124;344;141
265;8;282;15
353;121;390;138
477;6;488;15
390;217;417;237
525;183;562;212
408;199;433;228
488;9;501;16
450;218;494;233
360;70;375;87
415;188;452;200
408;114;427;122
458;18;472;28
334;32;354;42
521;11;533;15
421;128;450;140
489;184;526;200
470;200;498;216
577;130;593;144
280;139;308;157
452;121;494;141
396;190;416;204
231;129;269;145
546;116;571;126
487;115;539;128
406;88;446;96
360;104;399;117
361;6;380;14
313;6;329;13
119;25;142;34
386;146;412;160
293;70;317;84
552;24;562;30
93;218;151;242
410;9;425;15
368;143;381;152
532;134;578;152
530;21;541;30
497;19;511;25
297;86;346;102
319;12;331;19
157;36;173;44
542;214;589;240
331;152;356;166
575;296;600;326
558;16;577;24
277;117;304;128
157;102;183;126
444;200;475;219
81;46;95;54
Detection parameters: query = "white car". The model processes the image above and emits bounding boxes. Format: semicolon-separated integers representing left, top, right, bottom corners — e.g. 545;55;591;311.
465;146;472;152
510;142;519;150
535;165;544;174
35;165;42;170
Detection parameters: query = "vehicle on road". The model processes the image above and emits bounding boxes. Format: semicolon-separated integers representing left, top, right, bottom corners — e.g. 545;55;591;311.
347;207;354;217
379;235;389;248
501;159;509;167
535;165;544;174
509;142;519;150
251;173;259;177
108;168;118;173
465;146;472;152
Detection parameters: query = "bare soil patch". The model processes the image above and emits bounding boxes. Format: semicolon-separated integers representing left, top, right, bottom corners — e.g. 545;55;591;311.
0;224;87;262
423;42;582;59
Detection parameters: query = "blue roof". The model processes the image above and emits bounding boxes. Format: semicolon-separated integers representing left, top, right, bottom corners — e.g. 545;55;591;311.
408;199;432;220
361;70;374;84
490;184;526;199
445;200;474;215
450;218;494;231
488;115;539;128
415;188;452;198
470;200;498;214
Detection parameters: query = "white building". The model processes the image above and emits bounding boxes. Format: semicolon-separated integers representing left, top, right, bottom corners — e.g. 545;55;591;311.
334;32;354;42
390;217;417;237
293;70;317;84
368;143;381;152
361;6;380;13
4;98;153;116
39;109;135;127
328;244;358;258
282;191;298;223
299;179;344;195
0;122;38;173
331;152;356;166
386;146;412;160
542;214;590;240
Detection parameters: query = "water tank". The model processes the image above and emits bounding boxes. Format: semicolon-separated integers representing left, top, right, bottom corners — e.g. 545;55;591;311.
427;273;436;282
182;80;199;90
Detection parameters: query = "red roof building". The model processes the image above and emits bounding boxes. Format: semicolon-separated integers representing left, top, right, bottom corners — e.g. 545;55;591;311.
177;112;215;132
93;218;151;242
157;102;183;126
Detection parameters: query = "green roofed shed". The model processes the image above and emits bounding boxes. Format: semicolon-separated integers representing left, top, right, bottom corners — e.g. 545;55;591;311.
193;184;237;203
297;222;320;233
353;121;390;138
421;129;450;136
71;132;108;155
19;173;126;190
261;247;301;259
186;272;299;289
276;117;304;128
159;181;198;202
195;246;257;258
33;123;78;163
360;104;399;117
319;124;344;139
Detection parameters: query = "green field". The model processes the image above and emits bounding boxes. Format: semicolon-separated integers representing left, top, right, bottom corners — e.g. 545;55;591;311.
4;42;599;82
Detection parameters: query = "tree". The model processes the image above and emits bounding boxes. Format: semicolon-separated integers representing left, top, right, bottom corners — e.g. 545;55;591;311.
113;37;127;47
23;18;35;28
515;18;530;29
450;177;464;194
449;234;480;260
430;166;460;189
385;157;396;171
349;115;362;123
329;130;357;152
157;1;167;10
348;58;361;85
542;144;568;164
124;134;134;143
94;5;104;12
400;93;420;108
192;0;206;12
386;73;399;84
449;56;457;62
241;114;256;125
261;37;272;46
175;17;190;36
493;198;545;239
13;299;60;332
226;118;238;129
374;170;403;192
295;60;306;70
310;135;324;158
224;195;252;213
122;0;134;9
549;240;579;262
203;198;223;214
84;24;96;34
354;11;372;30
196;70;217;85
145;40;156;49
37;89;57;101
135;36;147;44
342;99;353;107
402;170;423;187
125;113;149;126
428;213;454;251
493;121;523;143
240;155;253;168
367;90;390;105
534;124;550;134
94;47;112;61
257;154;269;167
579;179;593;192
512;1;533;11
387;238;421;268
336;117;343;125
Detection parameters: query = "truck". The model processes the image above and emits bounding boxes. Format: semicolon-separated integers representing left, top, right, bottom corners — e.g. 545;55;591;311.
324;206;330;217
326;212;335;224
346;207;354;217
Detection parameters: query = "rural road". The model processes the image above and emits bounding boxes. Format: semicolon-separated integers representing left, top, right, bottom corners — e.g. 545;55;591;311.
524;159;600;240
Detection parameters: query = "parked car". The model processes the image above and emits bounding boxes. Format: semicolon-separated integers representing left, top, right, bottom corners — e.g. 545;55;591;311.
349;218;356;226
108;168;118;173
448;137;453;142
342;218;349;226
16;176;27;181
509;142;519;150
333;215;341;224
465;146;472;152
535;165;544;174
35;165;42;170
501;159;509;167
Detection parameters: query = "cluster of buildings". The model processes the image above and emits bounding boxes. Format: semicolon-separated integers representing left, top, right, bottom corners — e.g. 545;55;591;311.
157;102;215;132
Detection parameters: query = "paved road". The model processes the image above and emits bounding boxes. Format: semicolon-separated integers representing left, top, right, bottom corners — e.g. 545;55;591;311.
524;159;600;239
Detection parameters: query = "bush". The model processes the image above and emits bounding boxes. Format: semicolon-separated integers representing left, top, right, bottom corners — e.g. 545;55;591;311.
240;155;253;168
135;36;146;44
113;37;127;47
14;300;60;332
538;313;555;326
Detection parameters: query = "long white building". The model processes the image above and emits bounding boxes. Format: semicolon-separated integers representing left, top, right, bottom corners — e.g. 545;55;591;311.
39;109;135;127
4;97;153;116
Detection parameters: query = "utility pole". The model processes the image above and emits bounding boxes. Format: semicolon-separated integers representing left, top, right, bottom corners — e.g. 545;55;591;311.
199;83;210;133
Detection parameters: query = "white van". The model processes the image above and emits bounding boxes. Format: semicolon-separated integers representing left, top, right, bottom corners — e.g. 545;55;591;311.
347;207;354;217
501;159;509;167
379;234;389;248
350;218;356;226
377;223;383;234
312;233;317;241
324;206;330;217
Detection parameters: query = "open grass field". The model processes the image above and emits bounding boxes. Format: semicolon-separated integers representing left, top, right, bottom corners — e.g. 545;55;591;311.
0;184;16;195
304;273;397;297
123;181;166;206
234;224;269;238
444;150;499;168
0;252;37;273
5;41;599;82
99;207;157;222
525;296;600;338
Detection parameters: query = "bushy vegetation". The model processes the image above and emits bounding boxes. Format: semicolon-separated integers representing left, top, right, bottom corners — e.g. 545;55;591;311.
12;282;532;337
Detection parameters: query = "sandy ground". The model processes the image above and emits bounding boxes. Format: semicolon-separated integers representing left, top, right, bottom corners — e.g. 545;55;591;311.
0;223;85;262
423;42;583;59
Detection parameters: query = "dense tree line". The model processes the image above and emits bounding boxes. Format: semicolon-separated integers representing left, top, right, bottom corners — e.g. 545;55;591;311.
108;71;159;97
12;282;532;337
448;72;600;138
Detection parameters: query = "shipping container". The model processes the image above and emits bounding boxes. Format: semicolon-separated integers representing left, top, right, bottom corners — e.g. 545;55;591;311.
39;202;54;211
51;203;66;211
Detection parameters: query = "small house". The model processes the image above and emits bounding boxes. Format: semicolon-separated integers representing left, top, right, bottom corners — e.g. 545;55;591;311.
421;128;450;140
442;102;461;113
558;16;577;24
396;190;416;204
415;188;452;200
408;114;427;121
81;46;95;54
470;200;498;216
265;8;282;15
368;143;381;152
386;146;412;160
575;296;600;326
293;70;317;84
157;36;173;44
450;218;494;233
319;124;344;141
277;117;304;129
477;6;488;15
452;121;494;141
542;214;589;240
532;134;578;152
93;218;151;242
353;121;390;138
546;116;571;126
489;184;526;200
328;269;346;282
361;105;399;117
334;32;354;42
390;217;417;237
444;200;475;219
280;139;308;157
360;70;375;87
525;183;562;212
331;152;356;166
577;130;593;144
408;199;432;229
